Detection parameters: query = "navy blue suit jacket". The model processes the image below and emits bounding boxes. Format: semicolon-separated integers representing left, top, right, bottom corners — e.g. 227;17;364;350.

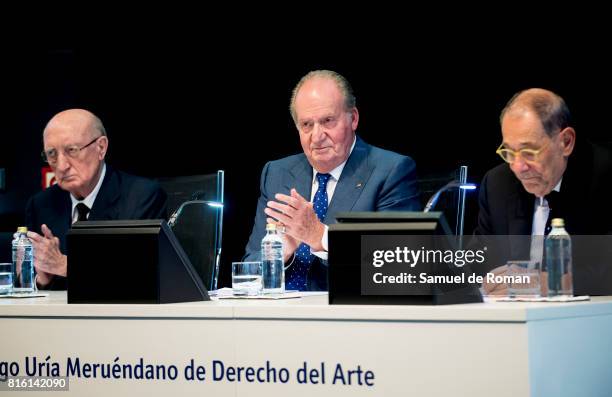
25;165;168;289
243;137;420;290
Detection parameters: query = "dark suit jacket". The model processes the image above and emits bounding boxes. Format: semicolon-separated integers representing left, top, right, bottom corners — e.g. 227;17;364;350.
474;140;612;294
25;165;168;289
243;137;420;290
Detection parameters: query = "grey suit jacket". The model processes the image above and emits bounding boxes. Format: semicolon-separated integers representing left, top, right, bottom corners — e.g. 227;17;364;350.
243;137;420;290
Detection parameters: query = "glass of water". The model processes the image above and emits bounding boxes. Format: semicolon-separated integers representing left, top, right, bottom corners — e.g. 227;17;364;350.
232;262;262;296
0;263;13;295
507;260;541;297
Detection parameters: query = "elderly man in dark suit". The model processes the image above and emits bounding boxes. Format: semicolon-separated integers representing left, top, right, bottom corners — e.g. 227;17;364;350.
476;88;612;295
26;109;167;289
243;70;420;291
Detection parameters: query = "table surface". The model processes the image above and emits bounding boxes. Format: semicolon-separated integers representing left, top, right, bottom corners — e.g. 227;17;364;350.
2;291;611;322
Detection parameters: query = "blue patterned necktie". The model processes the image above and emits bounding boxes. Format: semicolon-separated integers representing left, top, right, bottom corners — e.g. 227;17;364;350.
286;173;332;291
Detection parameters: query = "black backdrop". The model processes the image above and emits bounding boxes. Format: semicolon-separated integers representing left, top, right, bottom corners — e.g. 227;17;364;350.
1;44;611;287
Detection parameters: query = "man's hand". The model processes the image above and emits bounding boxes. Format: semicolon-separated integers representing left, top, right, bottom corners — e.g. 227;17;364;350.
482;265;553;297
481;265;509;296
266;218;300;262
27;224;67;286
264;188;326;251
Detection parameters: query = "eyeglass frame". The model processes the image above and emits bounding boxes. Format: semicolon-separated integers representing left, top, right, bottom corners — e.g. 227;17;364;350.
41;135;103;165
495;129;565;164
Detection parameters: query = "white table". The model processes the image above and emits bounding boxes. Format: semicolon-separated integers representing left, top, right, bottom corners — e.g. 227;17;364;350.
1;292;611;396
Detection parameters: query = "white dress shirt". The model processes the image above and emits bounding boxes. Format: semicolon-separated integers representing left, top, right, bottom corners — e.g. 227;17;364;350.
529;178;562;263
70;163;106;224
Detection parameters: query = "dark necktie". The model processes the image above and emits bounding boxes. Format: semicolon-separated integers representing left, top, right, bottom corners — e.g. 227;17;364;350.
286;173;332;291
540;190;561;271
544;190;561;235
76;203;90;222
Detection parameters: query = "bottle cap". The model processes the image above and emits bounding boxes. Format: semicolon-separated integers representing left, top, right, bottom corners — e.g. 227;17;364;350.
17;226;28;233
266;223;277;231
551;218;565;228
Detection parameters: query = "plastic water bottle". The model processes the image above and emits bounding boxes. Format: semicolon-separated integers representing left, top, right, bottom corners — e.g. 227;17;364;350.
261;223;284;294
12;226;36;293
11;228;20;284
545;218;573;297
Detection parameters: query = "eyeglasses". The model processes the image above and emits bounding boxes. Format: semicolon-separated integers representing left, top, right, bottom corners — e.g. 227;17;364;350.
41;136;102;165
495;140;552;164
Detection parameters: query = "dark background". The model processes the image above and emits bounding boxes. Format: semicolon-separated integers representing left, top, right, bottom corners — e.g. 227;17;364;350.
1;42;610;287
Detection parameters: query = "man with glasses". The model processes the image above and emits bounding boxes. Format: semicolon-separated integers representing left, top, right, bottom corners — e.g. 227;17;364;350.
243;70;420;291
25;109;167;289
476;88;612;295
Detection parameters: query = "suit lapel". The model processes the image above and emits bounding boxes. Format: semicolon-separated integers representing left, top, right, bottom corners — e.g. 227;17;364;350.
507;188;533;235
56;190;72;228
326;138;372;223
507;183;534;258
286;157;313;201
556;144;589;234
89;166;121;220
44;187;72;252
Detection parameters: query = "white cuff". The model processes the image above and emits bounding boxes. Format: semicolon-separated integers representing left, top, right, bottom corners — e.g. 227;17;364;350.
312;225;329;260
284;253;296;269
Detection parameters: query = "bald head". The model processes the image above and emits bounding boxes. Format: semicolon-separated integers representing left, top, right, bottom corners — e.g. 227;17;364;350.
44;109;106;139
500;88;572;136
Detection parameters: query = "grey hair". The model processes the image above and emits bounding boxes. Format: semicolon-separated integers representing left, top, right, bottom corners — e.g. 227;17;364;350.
289;70;356;122
91;114;107;137
500;88;572;136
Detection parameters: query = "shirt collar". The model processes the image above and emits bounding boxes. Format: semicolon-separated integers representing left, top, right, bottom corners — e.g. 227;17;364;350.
312;136;357;183
70;163;106;213
537;177;562;206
